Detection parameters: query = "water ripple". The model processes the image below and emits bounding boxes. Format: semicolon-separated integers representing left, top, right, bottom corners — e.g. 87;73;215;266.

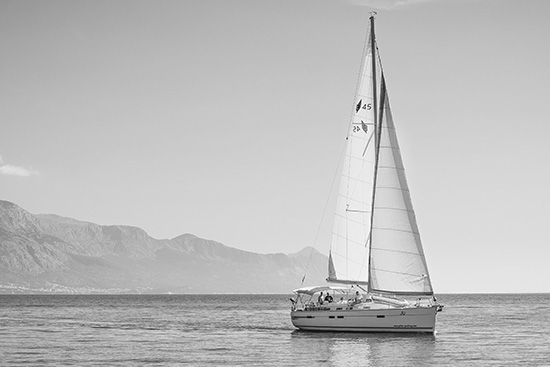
0;293;549;366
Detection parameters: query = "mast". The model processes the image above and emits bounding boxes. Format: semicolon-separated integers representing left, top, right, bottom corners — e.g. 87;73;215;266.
370;14;378;140
367;13;378;293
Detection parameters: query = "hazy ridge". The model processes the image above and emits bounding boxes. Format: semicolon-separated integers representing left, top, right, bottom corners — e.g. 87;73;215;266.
0;200;327;294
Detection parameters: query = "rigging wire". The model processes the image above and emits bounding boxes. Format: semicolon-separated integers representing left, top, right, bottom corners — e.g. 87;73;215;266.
300;141;347;285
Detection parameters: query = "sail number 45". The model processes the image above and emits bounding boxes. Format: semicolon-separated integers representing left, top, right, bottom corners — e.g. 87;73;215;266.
356;99;372;113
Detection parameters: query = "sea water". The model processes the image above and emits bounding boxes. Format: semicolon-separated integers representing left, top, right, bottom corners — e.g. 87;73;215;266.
0;294;549;366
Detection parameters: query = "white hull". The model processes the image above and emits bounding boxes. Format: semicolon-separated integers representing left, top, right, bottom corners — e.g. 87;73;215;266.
291;305;438;333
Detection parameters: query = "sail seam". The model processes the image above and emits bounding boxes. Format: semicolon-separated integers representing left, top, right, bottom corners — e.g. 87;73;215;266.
376;165;405;171
330;256;370;271
370;247;423;256
333;215;370;227
371;227;419;235
346;155;375;164
330;256;370;268
332;232;369;245
374;186;409;192
373;206;414;213
370;267;426;277
339;175;374;184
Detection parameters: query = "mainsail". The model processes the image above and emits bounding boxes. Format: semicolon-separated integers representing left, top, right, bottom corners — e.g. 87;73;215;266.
328;15;433;295
328;22;380;285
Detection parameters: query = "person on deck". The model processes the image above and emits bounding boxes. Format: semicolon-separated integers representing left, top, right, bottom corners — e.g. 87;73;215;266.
318;292;324;306
324;293;333;303
353;291;363;304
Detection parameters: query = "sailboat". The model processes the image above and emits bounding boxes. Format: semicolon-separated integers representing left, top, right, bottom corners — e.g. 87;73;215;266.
290;14;443;333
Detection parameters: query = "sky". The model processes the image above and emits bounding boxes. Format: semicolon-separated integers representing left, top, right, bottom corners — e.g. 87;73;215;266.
1;0;549;293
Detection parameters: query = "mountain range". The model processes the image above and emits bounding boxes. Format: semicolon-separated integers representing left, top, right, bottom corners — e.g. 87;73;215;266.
0;200;327;294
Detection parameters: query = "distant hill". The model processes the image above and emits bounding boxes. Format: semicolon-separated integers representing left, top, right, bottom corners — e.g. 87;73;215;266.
0;200;327;294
